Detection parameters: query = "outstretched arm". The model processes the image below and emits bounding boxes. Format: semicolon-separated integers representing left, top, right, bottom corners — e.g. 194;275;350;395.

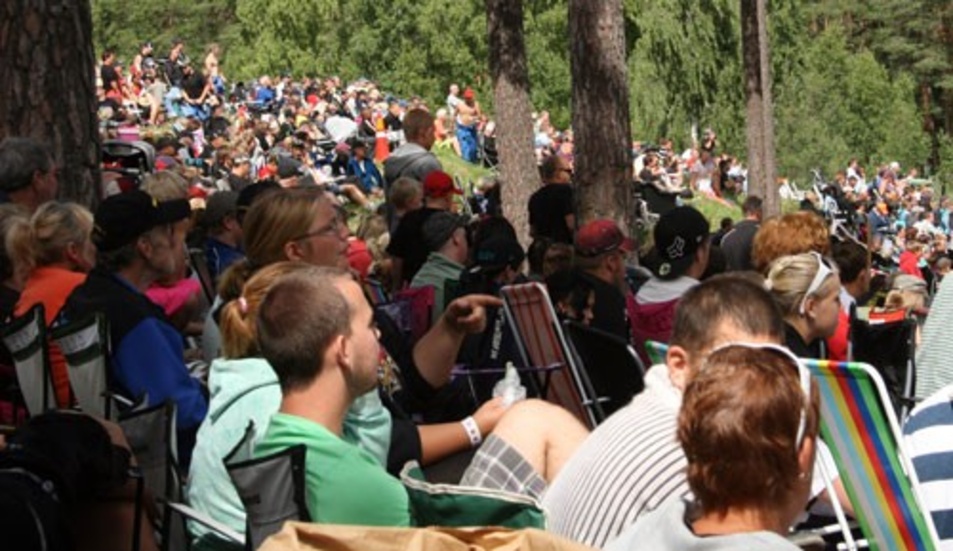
412;294;503;388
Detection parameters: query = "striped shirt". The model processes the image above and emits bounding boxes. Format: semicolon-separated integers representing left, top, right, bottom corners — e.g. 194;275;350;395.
917;276;953;398
542;364;689;548
902;384;953;549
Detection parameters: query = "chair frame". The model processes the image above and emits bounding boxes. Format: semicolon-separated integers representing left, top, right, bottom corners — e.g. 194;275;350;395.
804;359;941;550
500;282;600;428
1;303;53;416
562;319;646;423
225;443;311;551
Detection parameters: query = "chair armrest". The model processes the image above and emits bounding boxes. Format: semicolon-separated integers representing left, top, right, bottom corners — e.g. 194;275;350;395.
164;501;245;545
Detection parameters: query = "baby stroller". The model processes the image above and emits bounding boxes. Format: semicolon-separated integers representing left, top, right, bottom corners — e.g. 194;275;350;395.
101;140;155;193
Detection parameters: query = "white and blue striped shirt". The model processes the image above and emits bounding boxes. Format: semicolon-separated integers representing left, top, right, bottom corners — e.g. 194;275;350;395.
903;384;953;549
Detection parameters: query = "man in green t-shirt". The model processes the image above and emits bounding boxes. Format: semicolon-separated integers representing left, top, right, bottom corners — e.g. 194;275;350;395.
255;266;411;526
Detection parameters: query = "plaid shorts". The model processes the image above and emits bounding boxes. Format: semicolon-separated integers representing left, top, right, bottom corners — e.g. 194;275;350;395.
459;434;547;501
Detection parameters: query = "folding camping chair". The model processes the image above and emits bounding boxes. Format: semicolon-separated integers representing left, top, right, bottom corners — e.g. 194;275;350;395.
804;359;941;550
1;304;53;417
119;401;186;551
500;282;600;428
226;444;311;551
644;339;669;367
51;313;139;420
848;315;918;420
562;320;646;422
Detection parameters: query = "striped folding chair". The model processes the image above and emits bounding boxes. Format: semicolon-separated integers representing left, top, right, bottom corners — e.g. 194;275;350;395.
804;359;941;550
500;282;599;428
644;339;668;366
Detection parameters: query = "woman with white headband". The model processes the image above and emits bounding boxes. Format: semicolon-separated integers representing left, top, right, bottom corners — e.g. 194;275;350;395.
766;252;842;359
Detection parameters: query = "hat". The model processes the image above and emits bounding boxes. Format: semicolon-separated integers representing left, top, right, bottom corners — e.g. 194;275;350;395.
423;170;462;198
462;88;475;100
471;236;525;271
277;156;303;179
652;206;709;279
93;190;190;252
575;219;635;258
422;212;469;252
203;191;238;228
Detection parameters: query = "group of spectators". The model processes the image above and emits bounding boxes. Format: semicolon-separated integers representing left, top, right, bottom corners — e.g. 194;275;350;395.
0;39;951;551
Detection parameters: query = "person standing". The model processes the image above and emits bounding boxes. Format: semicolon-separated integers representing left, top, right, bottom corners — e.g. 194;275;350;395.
528;156;575;244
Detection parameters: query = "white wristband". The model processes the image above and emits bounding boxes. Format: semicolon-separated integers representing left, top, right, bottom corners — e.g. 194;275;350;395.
461;416;482;448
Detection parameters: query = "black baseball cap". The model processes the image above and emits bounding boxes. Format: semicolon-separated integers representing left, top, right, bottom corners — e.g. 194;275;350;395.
652;206;709;279
93;190;190;252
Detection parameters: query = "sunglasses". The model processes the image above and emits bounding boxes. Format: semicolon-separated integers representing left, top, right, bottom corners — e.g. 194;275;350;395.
708;342;812;450
799;252;835;316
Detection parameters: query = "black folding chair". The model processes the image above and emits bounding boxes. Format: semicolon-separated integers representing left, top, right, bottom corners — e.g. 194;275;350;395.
225;444;310;551
562;320;646;423
848;314;918;419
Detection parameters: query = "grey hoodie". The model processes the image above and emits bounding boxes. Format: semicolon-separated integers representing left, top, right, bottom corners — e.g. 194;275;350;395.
383;142;442;192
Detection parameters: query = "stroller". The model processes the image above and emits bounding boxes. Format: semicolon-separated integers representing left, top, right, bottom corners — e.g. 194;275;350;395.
101;140;155;194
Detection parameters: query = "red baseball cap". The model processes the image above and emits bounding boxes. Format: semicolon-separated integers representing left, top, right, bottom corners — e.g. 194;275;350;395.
574;219;635;257
463;87;475;100
423;170;462;198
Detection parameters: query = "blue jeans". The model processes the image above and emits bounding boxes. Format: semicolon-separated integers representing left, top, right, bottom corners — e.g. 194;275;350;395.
456;122;479;163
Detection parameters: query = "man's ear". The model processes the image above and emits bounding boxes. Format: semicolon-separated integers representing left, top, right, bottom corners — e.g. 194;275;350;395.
666;344;693;391
331;334;349;372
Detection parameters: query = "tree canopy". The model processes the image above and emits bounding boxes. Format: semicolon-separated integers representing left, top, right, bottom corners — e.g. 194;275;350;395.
91;0;953;184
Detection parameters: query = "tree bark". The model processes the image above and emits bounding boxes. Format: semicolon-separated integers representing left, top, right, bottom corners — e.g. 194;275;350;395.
0;0;101;207
485;0;540;248
741;0;779;218
569;0;633;230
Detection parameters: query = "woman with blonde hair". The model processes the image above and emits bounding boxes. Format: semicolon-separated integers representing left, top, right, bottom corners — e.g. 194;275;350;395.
766;252;842;358
188;261;320;544
8;202;97;407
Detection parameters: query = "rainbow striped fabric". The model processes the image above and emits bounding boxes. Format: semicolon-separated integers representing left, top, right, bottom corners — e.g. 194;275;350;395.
644;340;668;366
804;359;940;550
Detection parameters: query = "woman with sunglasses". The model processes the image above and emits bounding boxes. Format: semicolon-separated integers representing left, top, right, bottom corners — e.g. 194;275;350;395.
606;344;819;550
766;252;842;359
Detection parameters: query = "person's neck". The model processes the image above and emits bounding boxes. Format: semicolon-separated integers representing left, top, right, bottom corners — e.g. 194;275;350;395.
211;231;239;248
787;315;816;343
115;263;157;293
844;280;865;300
278;375;350;436
7;189;39;214
692;506;788;538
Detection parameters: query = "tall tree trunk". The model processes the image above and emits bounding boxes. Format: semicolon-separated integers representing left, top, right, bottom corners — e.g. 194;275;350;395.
485;0;540;248
0;0;101;207
741;0;779;218
569;0;633;231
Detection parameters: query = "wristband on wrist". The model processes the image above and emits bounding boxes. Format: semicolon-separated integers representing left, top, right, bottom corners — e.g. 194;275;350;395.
461;415;482;447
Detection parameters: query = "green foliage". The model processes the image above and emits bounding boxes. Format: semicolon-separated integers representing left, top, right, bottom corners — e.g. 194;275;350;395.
90;0;945;186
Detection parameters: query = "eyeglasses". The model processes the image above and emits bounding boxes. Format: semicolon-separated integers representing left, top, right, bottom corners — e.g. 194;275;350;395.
293;216;343;242
708;342;812;450
799;252;835;316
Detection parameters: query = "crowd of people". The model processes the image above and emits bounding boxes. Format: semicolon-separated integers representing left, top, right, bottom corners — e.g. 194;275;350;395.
0;37;953;551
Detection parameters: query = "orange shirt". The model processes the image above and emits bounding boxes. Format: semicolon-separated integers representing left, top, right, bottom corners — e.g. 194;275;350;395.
15;266;88;408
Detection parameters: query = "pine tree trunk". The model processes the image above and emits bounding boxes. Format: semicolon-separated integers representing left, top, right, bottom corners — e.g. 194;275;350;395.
741;0;779;218
0;0;101;207
485;0;540;247
569;0;633;230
